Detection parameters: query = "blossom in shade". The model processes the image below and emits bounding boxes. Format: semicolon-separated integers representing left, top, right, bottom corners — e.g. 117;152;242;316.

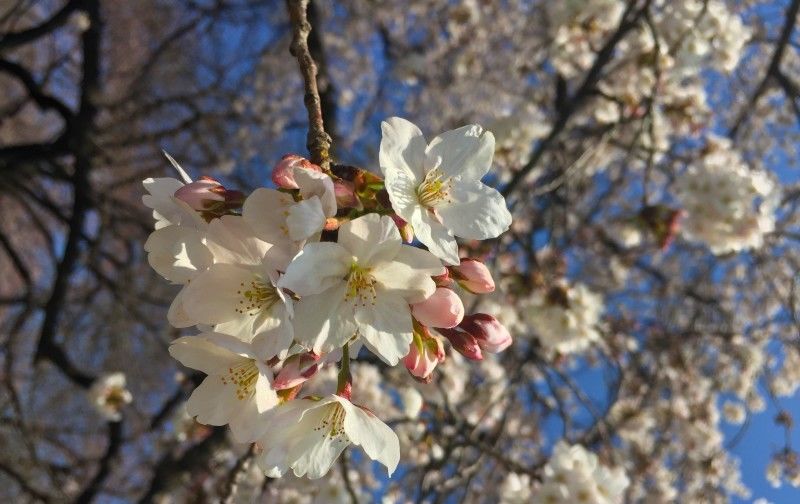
180;216;294;358
255;394;400;479
169;332;280;442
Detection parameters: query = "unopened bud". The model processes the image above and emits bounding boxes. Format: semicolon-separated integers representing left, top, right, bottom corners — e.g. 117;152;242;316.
438;327;483;361
272;154;322;190
273;352;321;390
459;313;512;353
450;258;495;294
174;177;225;211
390;215;414;243
404;325;446;382
411;287;464;329
333;179;362;209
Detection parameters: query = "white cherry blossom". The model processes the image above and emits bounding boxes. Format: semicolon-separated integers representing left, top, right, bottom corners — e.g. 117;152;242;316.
256;394;399;479
279;213;444;365
379;117;512;264
169;331;280;442
180;215;294;358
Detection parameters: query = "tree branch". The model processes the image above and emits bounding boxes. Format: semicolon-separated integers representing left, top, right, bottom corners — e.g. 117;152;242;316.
502;0;651;199
0;0;87;51
728;0;800;137
285;0;333;170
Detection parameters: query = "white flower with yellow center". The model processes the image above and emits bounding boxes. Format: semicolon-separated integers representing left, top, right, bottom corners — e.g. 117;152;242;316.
255;394;399;479
88;372;133;422
169;331;280;442
279;214;444;365
379;117;512;264
180;215;294;358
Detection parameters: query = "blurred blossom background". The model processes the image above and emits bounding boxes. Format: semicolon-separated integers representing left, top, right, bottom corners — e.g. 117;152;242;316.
2;0;800;502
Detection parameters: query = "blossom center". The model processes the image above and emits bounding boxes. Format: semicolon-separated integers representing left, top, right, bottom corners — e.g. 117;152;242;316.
314;404;348;442
416;167;452;208
236;277;280;316
345;263;376;306
221;360;259;400
104;387;129;409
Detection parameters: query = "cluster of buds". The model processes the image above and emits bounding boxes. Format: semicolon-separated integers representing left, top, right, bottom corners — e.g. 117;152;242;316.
405;257;511;374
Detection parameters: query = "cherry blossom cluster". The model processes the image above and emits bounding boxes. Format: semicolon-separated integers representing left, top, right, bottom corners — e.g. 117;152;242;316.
533;442;629;503
141;118;513;479
521;281;604;356
675;135;778;254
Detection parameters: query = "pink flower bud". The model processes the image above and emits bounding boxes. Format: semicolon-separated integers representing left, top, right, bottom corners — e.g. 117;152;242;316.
404;328;445;382
173;177;226;210
459;313;512;353
391;215;414;243
333;179;362;209
450;258;495;294
271;154;322;190
273;352;321;390
411;287;464;329
438;327;483;361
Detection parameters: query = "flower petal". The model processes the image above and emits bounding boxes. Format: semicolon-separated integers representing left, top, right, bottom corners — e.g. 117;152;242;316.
384;168;420;223
288;403;349;479
168;288;195;328
278;242;350;296
293;285;359;353
242;188;295;245
425;124;495;180
168;335;242;375
337;214;402;266
205;215;271;267
295;169;337;217
185;375;241;426
229;395;265;443
145;225;212;284
356;293;413;365
287;196;326;241
371;247;441;303
182;263;262;327
339;398;400;476
380;117;426;182
410;209;460;265
438;180;512;239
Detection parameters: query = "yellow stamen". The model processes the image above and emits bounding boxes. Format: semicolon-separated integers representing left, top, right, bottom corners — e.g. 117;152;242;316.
235;278;280;316
416;167;452;208
220;360;259;400
313;404;349;442
345;262;377;307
